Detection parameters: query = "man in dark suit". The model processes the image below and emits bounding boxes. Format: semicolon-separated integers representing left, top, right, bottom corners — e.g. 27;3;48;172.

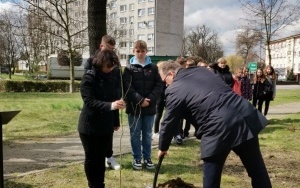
156;61;272;188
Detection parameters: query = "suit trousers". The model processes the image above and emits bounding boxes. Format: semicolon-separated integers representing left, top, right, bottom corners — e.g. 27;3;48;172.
202;136;272;188
80;133;112;188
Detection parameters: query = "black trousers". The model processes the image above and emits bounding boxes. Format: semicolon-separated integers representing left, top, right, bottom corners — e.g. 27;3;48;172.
79;133;112;188
202;136;272;188
154;102;165;134
252;96;265;113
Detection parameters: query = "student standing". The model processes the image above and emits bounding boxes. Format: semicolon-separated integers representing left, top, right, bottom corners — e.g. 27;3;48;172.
78;50;125;188
264;65;276;116
122;40;163;170
83;35;121;170
252;68;271;113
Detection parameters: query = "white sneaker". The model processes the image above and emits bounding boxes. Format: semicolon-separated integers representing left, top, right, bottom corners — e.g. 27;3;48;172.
105;158;109;168
106;157;120;170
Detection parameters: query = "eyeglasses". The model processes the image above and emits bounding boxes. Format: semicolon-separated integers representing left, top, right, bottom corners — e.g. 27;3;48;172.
163;73;170;82
135;50;146;53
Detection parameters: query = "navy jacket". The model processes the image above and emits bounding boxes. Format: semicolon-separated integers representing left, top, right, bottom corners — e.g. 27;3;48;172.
159;67;268;159
122;61;163;115
78;66;122;136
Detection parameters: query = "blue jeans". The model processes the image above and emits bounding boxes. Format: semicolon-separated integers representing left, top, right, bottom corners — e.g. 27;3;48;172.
202;136;272;188
128;114;154;160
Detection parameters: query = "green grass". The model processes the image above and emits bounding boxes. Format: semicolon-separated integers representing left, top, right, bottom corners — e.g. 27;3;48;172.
270;89;300;105
4;116;300;188
0;73;31;81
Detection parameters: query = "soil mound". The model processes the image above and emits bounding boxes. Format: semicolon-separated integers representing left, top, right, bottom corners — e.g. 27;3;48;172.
156;177;200;188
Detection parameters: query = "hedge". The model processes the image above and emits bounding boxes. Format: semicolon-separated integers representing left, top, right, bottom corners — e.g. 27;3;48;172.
0;80;80;92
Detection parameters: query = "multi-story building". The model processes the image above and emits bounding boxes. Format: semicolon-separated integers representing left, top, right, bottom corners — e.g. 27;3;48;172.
107;0;184;65
266;34;300;77
36;0;184;65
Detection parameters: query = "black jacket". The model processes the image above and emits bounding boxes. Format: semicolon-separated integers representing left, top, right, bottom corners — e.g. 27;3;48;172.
159;67;268;159
122;63;163;115
78;66;122;136
213;64;234;88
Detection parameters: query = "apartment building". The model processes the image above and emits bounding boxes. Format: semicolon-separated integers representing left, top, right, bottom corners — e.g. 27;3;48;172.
107;0;184;64
36;0;184;65
266;34;300;76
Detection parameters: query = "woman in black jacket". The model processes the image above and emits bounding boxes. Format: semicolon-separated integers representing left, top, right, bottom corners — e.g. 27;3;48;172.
252;68;270;113
78;50;125;188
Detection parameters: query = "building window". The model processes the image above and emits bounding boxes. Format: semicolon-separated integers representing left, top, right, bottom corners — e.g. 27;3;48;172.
138;8;145;16
148;0;154;2
120;29;127;36
120;5;127;12
75;11;80;18
148;7;155;15
120;17;127;24
110;12;116;18
110;1;116;8
120;54;127;59
129;3;134;11
148;20;154;28
74;1;80;7
147;47;154;53
129;16;134;24
130;42;134;48
137;34;145;40
129;29;134;36
138;22;146;29
147;34;154;40
120;42;127;48
138;0;146;3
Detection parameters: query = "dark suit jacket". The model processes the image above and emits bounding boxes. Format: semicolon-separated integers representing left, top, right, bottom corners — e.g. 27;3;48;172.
159;67;268;159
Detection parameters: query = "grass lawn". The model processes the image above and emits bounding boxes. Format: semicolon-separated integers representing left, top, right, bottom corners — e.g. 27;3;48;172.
4;114;300;188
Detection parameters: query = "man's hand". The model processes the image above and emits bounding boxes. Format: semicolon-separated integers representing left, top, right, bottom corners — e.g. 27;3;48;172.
158;150;167;159
141;98;150;107
112;99;125;110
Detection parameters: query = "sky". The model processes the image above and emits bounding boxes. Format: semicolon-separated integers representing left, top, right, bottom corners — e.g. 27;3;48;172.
1;0;299;56
184;0;300;56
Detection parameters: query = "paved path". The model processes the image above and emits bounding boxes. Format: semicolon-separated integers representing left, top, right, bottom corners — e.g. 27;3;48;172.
3;86;300;179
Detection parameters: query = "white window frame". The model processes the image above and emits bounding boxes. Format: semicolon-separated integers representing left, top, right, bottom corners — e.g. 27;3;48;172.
120;17;127;24
129;3;134;11
120;5;127;12
138;22;145;29
147;33;154;41
138;8;145;17
148;7;155;15
137;34;145;40
148;20;154;28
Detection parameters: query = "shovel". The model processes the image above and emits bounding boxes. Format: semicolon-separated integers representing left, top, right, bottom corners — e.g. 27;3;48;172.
146;154;165;188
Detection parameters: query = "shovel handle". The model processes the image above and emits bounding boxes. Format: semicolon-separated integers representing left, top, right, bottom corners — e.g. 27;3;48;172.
152;154;165;188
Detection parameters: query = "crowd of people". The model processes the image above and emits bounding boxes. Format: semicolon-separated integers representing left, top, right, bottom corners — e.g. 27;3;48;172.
77;35;274;188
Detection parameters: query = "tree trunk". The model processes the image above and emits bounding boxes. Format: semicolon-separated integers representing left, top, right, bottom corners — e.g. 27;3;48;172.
88;0;107;56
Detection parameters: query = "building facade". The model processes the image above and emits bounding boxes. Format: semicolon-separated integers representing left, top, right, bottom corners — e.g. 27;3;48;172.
36;0;184;65
107;0;184;65
266;34;300;76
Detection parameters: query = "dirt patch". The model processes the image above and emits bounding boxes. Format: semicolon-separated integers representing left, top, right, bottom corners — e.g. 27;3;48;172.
156;177;200;188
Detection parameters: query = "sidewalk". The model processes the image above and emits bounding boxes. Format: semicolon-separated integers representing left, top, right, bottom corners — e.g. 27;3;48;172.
3;101;300;179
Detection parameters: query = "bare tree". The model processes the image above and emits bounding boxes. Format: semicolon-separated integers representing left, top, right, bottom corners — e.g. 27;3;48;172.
239;0;300;65
235;28;262;65
0;9;22;79
20;0;88;92
186;25;223;63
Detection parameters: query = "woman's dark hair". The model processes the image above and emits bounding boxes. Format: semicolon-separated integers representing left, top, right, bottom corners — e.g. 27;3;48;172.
92;49;120;70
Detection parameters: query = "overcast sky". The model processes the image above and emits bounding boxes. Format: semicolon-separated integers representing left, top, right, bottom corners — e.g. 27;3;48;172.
1;0;299;56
